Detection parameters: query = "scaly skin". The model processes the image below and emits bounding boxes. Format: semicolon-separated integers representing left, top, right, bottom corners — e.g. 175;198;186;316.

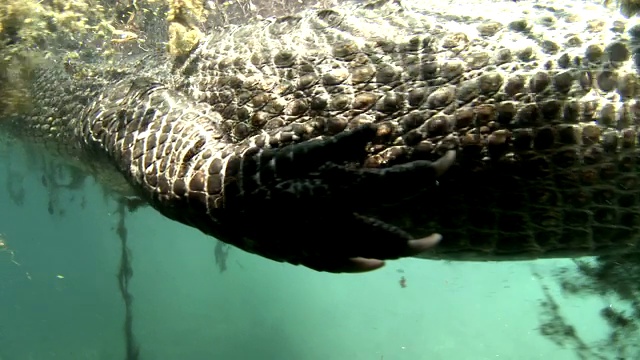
1;0;639;271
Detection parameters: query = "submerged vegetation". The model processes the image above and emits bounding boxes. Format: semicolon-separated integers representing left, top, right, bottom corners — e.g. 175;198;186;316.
536;255;640;359
0;0;106;114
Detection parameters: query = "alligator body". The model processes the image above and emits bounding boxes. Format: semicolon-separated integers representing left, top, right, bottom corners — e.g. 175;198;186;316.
2;0;640;269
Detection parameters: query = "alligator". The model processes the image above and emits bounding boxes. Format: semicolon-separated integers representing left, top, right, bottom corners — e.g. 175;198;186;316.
1;0;640;273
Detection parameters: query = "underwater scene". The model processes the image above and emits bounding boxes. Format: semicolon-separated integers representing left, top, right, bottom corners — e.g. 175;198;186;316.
1;0;640;359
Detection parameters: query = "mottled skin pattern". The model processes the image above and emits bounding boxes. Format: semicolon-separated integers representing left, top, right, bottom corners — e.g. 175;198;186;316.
2;0;640;271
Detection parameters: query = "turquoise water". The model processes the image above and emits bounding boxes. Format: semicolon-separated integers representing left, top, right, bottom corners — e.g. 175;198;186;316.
0;146;623;360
